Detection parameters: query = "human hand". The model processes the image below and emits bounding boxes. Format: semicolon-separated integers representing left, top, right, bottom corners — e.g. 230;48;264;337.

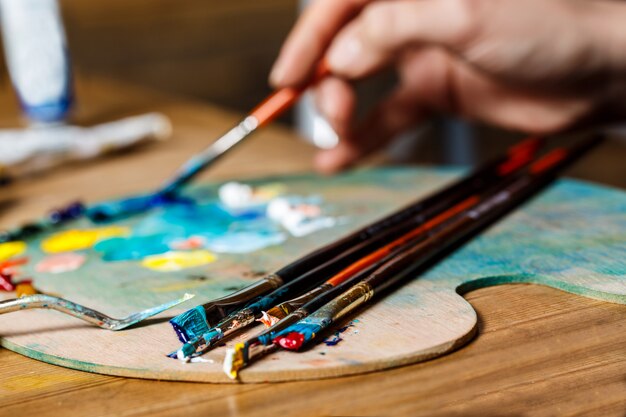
271;0;626;173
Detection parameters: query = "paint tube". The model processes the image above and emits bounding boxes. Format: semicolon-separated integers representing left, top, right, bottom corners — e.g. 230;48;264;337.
0;0;73;124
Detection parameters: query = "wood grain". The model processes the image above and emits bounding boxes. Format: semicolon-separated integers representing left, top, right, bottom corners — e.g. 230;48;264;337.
0;77;624;415
1;285;625;416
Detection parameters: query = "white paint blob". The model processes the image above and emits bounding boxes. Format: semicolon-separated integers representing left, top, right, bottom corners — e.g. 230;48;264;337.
267;197;336;237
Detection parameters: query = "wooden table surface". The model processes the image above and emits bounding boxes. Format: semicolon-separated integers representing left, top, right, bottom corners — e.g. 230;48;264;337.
0;77;624;417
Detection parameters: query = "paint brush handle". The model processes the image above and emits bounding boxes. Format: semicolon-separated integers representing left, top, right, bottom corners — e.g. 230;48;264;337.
366;134;603;294
280;134;603;349
259;138;543;301
159;62;331;196
179;136;545;335
179;136;545;353
275;136;544;280
250;61;330;127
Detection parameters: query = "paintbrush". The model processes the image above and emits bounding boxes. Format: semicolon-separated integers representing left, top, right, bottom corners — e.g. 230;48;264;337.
85;64;331;223
224;155;551;374
255;135;603;367
175;196;477;359
169;137;543;346
262;199;479;323
0;293;195;330
226;191;495;371
172;137;545;358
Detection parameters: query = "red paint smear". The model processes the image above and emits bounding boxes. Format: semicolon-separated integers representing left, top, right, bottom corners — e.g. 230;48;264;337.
274;332;305;350
0;273;15;292
0;257;29;274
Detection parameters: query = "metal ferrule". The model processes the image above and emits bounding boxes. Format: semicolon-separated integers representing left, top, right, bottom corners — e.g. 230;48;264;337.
161;115;260;194
218;308;257;338
257;308;308;345
201;273;284;326
267;283;332;318
310;281;374;323
248;342;278;362
220;274;284;305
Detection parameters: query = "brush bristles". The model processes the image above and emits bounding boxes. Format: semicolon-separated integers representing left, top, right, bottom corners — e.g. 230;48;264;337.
256;312;301;345
263;304;290;327
169;305;209;343
256;311;281;327
222;342;280;378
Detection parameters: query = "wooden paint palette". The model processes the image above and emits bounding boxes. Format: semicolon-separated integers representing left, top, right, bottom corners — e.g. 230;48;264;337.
1;168;624;383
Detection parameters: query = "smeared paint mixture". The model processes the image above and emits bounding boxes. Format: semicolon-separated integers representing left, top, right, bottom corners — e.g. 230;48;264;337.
41;227;129;253
90;181;338;269
0;181;339;278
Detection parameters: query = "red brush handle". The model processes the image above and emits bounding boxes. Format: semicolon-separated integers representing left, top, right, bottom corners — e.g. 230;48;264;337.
250;60;331;127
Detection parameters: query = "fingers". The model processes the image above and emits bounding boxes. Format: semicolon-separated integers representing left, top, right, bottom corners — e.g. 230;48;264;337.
401;47;592;134
270;0;370;87
327;0;486;78
314;76;356;138
315;85;428;173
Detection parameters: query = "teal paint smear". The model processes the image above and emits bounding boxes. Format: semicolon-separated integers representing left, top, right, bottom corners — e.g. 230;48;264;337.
95;235;172;262
95;201;289;261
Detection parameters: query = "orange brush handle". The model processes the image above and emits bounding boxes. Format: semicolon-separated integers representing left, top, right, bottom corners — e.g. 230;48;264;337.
326;196;479;287
250;61;331;127
326;134;544;287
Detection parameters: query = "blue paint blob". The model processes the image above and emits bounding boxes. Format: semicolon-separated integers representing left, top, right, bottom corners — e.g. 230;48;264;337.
323;335;342;346
86;192;193;223
95;235;171;261
96;201;287;262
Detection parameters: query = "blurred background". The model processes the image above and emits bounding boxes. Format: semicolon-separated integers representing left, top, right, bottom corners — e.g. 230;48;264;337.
0;0;624;187
58;0;293;112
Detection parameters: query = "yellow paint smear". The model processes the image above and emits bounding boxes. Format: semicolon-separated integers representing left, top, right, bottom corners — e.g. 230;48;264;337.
0;241;26;261
41;226;129;253
141;250;217;272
